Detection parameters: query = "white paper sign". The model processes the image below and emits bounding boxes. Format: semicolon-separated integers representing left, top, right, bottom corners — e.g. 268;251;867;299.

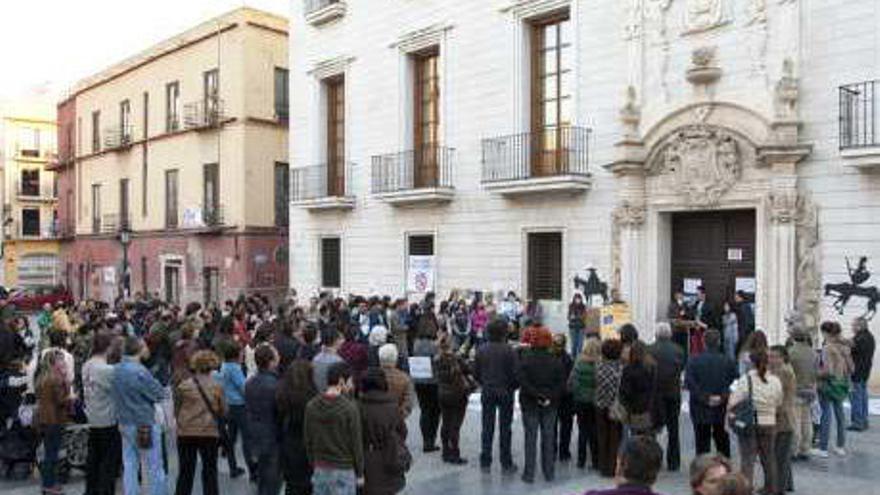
407;255;435;294
683;278;702;295
736;277;757;294
408;356;433;380
727;248;744;261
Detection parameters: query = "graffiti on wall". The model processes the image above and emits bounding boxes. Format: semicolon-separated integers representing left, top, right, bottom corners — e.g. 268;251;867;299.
824;256;880;320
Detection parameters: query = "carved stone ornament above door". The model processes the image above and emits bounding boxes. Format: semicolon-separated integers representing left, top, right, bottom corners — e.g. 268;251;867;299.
648;125;742;206
683;0;730;35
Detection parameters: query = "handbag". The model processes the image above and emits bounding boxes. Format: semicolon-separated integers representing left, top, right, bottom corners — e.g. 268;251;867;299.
192;376;231;450
820;376;850;402
729;375;756;436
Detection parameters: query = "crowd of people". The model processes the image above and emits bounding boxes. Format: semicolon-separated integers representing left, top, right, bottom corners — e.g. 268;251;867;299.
0;287;874;495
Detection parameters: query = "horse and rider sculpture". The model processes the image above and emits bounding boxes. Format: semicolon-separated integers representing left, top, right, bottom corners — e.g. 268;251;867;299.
824;256;880;320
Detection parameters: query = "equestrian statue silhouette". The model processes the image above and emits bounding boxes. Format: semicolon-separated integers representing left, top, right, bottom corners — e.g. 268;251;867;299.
824;256;880;320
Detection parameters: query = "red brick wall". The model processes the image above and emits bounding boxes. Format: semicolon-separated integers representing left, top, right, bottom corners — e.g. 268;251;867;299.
61;232;287;304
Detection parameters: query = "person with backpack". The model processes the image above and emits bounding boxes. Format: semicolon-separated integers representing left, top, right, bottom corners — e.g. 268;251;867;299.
727;349;782;495
814;320;854;457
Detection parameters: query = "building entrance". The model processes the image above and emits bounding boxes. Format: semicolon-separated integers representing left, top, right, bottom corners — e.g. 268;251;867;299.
671;209;756;317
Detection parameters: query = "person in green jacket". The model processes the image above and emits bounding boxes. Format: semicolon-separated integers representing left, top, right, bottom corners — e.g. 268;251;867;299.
568;337;602;469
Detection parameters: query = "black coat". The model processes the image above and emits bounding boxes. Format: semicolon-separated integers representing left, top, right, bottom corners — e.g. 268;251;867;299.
279;393;313;489
852;330;876;382
649;339;685;398
360;391;407;495
516;349;565;410
619;362;655;415
245;371;281;453
685;350;738;425
474;342;518;398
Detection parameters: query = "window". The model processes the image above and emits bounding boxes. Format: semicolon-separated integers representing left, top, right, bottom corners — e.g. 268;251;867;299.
274;162;289;227
21;209;40;237
203;267;220;305
20;169;40;196
321;237;341;288
325;76;345;196
91;184;101;233
91;111;101;152
142;92;149;139
119;178;130;227
204;69;220;122
203;163;219;225
274;67;289;121
531;12;573;176
527;231;562;300
17;127;40;157
413;48;440;187
166;82;180;132
141;256;148;296
119;99;131;142
163;259;181;304
165;170;179;229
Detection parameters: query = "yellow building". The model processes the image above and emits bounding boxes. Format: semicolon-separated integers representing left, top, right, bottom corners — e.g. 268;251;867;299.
0;104;60;289
61;7;289;304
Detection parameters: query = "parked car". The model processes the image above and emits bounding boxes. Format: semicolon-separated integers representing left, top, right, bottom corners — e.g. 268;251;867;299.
8;286;73;311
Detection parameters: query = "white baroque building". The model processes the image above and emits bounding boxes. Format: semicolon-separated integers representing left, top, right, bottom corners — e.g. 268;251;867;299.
288;0;880;349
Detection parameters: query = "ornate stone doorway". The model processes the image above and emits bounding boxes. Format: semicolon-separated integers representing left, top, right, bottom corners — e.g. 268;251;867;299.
607;99;815;342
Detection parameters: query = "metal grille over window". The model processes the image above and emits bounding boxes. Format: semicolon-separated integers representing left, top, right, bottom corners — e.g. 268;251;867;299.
528;232;562;301
840;80;878;149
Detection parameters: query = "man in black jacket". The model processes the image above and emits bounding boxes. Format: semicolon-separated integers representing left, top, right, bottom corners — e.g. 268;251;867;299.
685;329;738;458
649;322;685;471
245;343;282;494
516;325;565;483
849;317;875;431
474;320;519;473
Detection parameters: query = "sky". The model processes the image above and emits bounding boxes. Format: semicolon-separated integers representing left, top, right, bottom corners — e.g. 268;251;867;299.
0;0;287;103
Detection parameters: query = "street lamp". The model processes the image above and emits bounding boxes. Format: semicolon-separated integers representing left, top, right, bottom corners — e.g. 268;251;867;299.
118;226;132;299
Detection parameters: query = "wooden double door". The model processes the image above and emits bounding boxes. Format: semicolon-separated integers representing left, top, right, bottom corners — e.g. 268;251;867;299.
671;209;756;309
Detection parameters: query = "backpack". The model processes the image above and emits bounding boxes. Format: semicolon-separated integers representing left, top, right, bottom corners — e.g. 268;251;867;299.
729;374;756;436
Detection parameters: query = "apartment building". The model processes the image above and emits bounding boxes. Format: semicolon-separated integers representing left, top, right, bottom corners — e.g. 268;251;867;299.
0;103;60;288
58;7;290;304
288;0;880;355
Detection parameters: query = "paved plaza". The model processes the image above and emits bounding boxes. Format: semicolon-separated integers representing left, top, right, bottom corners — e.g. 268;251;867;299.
3;396;879;495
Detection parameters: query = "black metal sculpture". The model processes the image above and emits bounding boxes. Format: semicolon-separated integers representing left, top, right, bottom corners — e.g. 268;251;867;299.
824;256;880;320
574;268;609;304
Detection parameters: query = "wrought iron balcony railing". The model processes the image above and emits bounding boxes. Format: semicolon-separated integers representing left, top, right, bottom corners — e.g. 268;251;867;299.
840;80;879;149
184;98;225;130
101;213;131;234
481;126;591;182
291;162;352;201
15;181;57;200
371;145;454;194
103;124;135;150
201;204;225;228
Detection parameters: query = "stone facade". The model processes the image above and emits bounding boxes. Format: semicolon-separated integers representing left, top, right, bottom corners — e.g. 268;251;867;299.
288;0;880;377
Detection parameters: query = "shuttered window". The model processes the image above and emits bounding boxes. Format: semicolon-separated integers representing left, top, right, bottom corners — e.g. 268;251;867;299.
321;237;341;288
528;232;562;300
408;235;434;256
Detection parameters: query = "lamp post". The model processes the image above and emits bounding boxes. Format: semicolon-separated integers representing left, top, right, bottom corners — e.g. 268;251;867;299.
118;226;131;299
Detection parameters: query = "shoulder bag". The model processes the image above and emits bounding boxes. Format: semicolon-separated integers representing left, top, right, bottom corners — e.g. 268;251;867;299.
193;376;231;450
729;374;756;436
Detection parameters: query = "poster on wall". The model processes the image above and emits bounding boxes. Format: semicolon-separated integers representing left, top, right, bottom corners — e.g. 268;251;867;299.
600;303;631;340
407;255;435;294
683;278;702;295
735;277;757;294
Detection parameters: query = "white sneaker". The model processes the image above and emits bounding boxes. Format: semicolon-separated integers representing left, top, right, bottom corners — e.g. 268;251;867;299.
832;447;847;456
810;448;829;458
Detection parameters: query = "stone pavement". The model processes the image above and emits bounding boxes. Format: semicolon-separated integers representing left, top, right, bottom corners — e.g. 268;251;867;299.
3;396;879;495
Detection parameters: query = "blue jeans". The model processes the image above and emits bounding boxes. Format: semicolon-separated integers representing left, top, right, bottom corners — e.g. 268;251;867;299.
850;380;869;430
120;424;168;495
312;467;356;495
569;326;584;357
818;395;846;450
40;424;64;489
521;406;557;481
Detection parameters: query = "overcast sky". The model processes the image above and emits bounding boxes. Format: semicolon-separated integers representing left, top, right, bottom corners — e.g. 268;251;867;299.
0;0;287;102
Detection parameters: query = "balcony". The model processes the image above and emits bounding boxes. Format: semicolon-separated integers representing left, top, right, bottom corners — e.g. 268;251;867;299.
371;146;455;206
304;0;346;26
481;126;592;196
184;98;225;130
12;220;58;240
16;182;57;202
57;220;76;240
199;204;226;232
100;213;131;235
840;80;880;167
291;162;355;211
275;104;289;123
103;124;135;151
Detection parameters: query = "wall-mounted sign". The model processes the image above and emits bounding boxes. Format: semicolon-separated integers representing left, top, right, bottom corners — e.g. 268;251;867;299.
736;277;756;294
683;278;702;295
407;255;435;294
727;248;744;261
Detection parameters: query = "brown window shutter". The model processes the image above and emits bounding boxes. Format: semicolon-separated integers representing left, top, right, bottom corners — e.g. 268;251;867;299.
528;232;562;300
321;237;341;288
